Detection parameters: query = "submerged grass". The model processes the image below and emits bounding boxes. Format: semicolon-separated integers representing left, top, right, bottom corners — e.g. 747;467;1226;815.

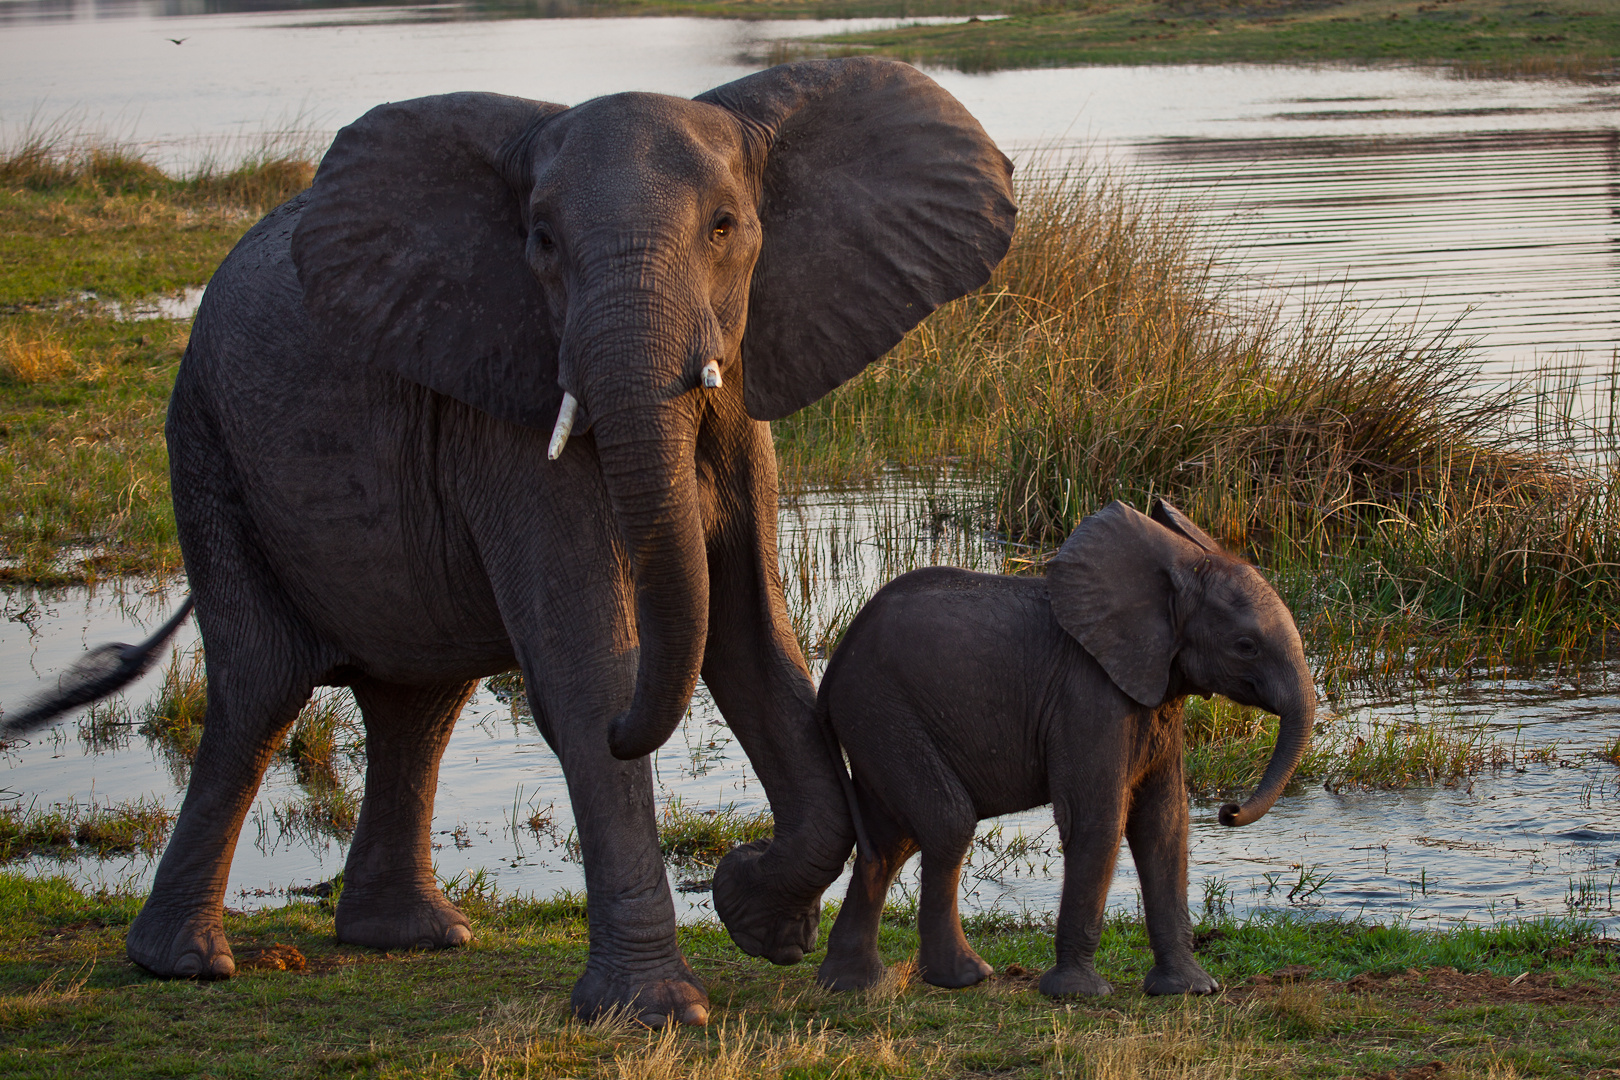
0;797;174;861
1;870;1616;1077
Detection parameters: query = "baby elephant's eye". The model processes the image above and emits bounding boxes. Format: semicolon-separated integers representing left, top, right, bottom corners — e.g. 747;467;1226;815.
1234;636;1260;659
532;224;556;253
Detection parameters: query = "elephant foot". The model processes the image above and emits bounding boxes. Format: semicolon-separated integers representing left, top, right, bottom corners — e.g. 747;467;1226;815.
816;949;886;991
572;958;709;1028
918;946;993;990
335;883;471;951
1039;963;1112;998
713;839;821;965
127;904;234;980
1143;960;1219;996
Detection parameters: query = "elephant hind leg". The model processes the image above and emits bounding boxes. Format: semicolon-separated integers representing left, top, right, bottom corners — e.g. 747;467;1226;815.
816;788;915;992
335;676;477;951
912;792;991;990
125;631;321;979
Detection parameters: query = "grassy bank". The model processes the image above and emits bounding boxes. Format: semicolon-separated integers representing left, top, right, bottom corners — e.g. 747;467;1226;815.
785;0;1620;75
0;129;313;582
1;872;1615;1077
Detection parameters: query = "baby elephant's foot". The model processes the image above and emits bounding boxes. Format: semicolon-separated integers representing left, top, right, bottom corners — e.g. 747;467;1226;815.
1039;963;1112;998
1143;961;1219;996
335;884;471;951
816;951;886;992
918;948;993;990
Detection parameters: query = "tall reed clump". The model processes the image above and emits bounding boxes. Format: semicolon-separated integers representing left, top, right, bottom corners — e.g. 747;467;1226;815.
781;164;1620;684
0;118;315;209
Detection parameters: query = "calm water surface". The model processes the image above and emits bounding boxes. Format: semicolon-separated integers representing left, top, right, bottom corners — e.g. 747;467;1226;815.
1;4;1618;932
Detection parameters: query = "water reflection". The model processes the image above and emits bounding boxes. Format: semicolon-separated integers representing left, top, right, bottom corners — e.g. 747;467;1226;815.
1131;128;1620;378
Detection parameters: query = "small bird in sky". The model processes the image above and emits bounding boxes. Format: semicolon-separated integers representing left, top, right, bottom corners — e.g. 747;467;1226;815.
168;37;187;45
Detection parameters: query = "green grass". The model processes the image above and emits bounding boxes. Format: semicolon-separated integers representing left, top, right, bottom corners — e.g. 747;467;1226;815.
0;126;313;583
0;870;1615;1077
656;796;775;865
786;0;1620;74
0;798;175;862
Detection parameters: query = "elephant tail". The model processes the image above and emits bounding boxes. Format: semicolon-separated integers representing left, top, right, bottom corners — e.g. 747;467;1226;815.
816;694;872;866
1;596;196;738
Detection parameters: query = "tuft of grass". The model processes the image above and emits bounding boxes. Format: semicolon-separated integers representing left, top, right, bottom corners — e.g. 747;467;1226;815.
0;797;173;861
278;690;364;791
136;643;207;768
76;698;133;754
0;325;75;384
656;796;774;866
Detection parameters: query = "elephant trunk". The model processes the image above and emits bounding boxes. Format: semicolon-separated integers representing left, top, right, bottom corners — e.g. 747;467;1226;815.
1218;668;1315;827
593;401;710;761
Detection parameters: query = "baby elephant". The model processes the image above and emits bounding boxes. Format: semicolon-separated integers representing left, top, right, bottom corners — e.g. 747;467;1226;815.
815;498;1315;998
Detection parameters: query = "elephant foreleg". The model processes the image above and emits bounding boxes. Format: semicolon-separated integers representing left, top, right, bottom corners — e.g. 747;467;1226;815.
335;676;477;951
702;419;854;964
1126;755;1218;995
1040;790;1128;998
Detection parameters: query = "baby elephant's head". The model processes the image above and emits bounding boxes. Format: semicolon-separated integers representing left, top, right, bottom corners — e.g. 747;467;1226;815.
1045;498;1315;828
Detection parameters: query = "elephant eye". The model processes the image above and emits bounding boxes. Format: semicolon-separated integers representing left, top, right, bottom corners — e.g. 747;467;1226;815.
710;214;734;243
533;224;556;253
1235;636;1260;659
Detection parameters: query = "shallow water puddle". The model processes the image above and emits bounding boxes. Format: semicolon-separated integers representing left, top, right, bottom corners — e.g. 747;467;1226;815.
3;479;1618;931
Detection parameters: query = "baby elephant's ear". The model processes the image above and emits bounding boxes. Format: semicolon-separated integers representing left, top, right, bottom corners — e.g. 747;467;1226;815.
1045;501;1196;707
1150;496;1222;554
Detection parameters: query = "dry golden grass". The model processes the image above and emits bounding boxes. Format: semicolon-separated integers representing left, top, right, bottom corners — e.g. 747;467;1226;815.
0;325;75;383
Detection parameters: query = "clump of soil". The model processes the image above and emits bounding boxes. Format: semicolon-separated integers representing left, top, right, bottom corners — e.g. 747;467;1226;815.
236;943;307;972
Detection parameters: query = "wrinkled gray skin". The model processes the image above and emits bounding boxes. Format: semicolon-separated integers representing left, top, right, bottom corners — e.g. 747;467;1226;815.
126;59;1015;1026
815;499;1315;998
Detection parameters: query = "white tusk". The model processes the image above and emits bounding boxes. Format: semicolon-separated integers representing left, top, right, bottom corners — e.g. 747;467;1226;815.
701;360;723;389
548;392;578;460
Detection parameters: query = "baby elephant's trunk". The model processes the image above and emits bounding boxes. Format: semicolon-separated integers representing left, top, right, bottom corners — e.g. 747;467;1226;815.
1217;676;1314;827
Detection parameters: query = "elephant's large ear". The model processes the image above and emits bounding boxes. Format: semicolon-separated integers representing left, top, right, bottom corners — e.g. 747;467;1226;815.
697;59;1017;422
1045;501;1203;707
292;92;568;431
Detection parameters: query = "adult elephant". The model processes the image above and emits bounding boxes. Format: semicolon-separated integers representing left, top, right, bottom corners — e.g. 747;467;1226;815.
124;59;1015;1026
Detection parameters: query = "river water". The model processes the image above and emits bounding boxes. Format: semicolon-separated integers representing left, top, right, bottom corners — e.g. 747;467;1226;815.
1;3;1618;932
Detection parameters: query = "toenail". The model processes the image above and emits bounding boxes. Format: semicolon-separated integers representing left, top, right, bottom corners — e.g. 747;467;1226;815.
678;1003;709;1026
443;924;471;947
637;1010;669;1029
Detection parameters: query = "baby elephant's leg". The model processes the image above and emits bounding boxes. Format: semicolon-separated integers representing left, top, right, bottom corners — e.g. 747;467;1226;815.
1040;794;1127;998
913;780;991;989
916;846;992;988
818;795;914;992
1127;757;1218;995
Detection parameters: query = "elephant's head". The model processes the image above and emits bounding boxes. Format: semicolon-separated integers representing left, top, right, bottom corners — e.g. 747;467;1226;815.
289;61;1016;760
1045;499;1316;827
